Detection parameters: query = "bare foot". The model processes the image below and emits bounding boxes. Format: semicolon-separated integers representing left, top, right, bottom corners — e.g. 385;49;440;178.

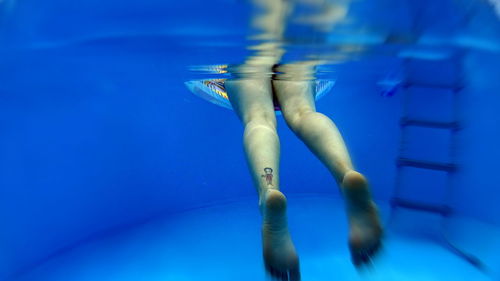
341;171;383;267
261;189;301;280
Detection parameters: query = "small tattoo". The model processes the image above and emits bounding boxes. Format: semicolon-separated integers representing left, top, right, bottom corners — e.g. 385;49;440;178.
261;167;274;186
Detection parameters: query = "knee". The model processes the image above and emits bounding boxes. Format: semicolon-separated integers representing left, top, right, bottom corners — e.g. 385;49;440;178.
283;108;321;132
244;114;277;136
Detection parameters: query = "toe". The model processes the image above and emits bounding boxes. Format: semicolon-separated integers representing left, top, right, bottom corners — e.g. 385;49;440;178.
265;262;301;281
266;266;300;281
267;267;284;281
368;239;382;257
351;240;383;267
352;251;369;267
289;265;301;281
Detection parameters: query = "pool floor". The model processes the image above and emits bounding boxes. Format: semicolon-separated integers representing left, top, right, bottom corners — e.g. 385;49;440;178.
11;196;497;281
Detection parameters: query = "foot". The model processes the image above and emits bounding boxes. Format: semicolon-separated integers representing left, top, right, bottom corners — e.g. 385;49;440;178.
341;171;383;267
261;189;301;280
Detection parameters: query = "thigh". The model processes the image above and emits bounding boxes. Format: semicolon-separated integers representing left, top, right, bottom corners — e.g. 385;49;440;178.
273;79;316;119
272;62;317;118
225;78;276;125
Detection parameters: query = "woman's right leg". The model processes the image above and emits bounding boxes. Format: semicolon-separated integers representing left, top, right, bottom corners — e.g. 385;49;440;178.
272;79;352;182
273;75;383;267
225;78;300;281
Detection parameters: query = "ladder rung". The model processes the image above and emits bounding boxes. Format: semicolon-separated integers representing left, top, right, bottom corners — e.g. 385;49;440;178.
400;118;460;130
390;197;452;216
403;82;463;91
397;158;457;172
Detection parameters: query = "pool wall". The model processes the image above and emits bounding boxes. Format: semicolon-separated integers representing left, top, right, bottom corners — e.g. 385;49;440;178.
1;0;500;280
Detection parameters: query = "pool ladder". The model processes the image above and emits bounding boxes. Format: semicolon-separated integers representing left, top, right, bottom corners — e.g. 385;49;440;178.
388;55;486;270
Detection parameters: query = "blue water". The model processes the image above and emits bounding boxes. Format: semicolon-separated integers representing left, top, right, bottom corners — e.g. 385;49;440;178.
1;0;500;280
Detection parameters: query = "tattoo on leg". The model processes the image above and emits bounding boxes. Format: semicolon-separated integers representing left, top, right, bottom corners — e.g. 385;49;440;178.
262;167;274;187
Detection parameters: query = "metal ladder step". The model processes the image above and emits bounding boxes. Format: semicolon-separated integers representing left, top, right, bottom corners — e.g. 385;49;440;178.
390;197;452;216
400;118;460;130
397;157;457;172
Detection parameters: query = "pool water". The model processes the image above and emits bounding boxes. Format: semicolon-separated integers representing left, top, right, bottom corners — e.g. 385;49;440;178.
1;0;500;280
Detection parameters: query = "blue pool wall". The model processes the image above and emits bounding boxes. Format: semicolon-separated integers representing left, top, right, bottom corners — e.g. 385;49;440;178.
1;0;500;280
2;48;500;280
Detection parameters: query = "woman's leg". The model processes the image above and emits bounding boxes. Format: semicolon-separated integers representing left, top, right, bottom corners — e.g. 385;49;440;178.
273;72;382;266
225;78;300;281
273;78;351;182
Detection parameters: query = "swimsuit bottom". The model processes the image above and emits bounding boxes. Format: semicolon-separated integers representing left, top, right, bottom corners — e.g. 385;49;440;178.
185;78;335;111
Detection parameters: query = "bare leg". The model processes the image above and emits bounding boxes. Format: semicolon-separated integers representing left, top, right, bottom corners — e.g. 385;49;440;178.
225;78;300;280
273;76;383;267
